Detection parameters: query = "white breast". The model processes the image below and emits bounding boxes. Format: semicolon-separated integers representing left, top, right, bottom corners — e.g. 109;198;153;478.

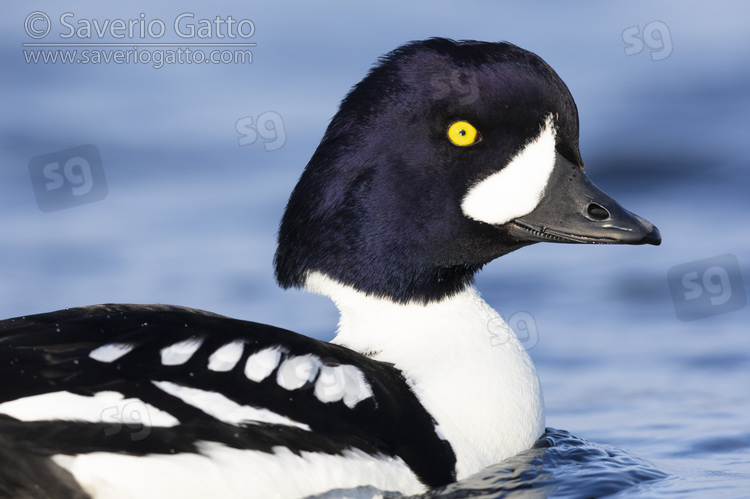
305;272;545;479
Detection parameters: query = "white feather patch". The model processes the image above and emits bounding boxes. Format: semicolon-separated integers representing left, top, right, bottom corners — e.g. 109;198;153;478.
89;343;134;363
160;338;204;366
462;115;557;225
0;391;179;427
152;380;310;431
314;364;373;408
244;346;283;382
207;340;245;372
276;355;321;390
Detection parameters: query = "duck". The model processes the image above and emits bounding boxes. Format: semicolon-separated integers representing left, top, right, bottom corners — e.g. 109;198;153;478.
0;38;660;498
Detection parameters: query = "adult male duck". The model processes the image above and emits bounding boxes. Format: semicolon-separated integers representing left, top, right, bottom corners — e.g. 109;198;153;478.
0;38;660;498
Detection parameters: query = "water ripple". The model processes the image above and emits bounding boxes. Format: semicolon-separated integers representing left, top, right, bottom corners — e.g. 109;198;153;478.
417;428;670;499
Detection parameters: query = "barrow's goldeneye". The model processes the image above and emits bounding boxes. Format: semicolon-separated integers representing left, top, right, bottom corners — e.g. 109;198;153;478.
0;38;660;498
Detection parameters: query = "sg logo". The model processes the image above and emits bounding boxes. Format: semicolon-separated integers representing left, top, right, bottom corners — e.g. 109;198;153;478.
28;144;108;212
622;20;673;61
668;254;747;321
101;401;152;441
236;111;286;151
488;311;539;351
429;69;479;106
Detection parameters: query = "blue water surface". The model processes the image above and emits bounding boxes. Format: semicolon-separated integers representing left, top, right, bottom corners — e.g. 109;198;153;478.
1;2;749;497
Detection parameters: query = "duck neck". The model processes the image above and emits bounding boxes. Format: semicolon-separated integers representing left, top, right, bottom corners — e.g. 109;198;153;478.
304;271;545;479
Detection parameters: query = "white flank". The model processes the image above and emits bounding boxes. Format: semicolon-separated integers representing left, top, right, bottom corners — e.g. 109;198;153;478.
276;354;321;390
89;343;134;363
53;444;424;499
160;338;204;366
461;115;557;225
152;380;310;430
0;391;179;427
244;346;283;382
207;340;245;372
306;271;545;480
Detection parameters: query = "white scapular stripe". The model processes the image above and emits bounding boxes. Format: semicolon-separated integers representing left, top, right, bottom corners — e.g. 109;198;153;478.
152;380;310;430
0;390;179;427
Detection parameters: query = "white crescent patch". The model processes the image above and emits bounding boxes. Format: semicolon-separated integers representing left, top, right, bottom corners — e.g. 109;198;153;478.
461;115;557;226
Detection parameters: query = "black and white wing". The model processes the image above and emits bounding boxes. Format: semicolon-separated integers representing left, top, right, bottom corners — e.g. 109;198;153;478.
0;304;456;497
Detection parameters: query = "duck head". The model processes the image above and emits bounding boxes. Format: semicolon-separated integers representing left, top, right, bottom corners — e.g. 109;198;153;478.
275;38;660;304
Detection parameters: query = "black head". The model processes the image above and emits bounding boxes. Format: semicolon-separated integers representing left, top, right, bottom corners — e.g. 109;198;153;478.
274;38;659;304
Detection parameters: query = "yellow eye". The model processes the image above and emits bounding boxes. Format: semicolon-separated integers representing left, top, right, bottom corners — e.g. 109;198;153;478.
447;121;480;147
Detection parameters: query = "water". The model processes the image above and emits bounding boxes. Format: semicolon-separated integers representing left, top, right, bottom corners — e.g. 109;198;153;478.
420;429;671;498
2;2;749;497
